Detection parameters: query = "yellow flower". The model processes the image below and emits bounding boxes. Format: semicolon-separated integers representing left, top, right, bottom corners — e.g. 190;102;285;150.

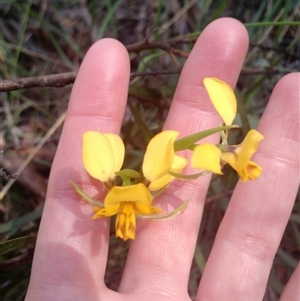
93;183;162;241
203;77;237;125
83;131;124;183
78;130;189;241
191;130;264;181
142;131;188;190
221;129;264;181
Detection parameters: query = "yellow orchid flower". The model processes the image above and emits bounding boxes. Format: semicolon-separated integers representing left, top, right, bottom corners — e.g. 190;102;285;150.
93;183;162;241
191;129;264;181
75;130;190;241
83;131;124;185
142;131;188;190
221;129;264;181
203;77;237;125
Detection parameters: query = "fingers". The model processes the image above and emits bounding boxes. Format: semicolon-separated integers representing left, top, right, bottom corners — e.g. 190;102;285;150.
120;18;249;297
196;73;300;300
26;39;130;299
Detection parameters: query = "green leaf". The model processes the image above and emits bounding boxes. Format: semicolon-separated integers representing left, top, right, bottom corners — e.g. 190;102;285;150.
194;244;206;273
128;100;154;143
70;181;104;208
0;236;36;260
174;125;238;151
0;206;43;236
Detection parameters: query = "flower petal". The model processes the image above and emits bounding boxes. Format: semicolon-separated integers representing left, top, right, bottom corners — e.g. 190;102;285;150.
240;161;262;181
148;154;188;191
237;129;264;160
191;143;223;174
221;129;264;181
221;152;236;170
83;132;124;182
83;132;113;182
171;154;188;172
115;203;136;240
203;77;237;125
148;175;172;191
104;183;152;207
142;131;179;182
92;204;120;218
103;133;125;173
134;203;162;215
222;152;263;181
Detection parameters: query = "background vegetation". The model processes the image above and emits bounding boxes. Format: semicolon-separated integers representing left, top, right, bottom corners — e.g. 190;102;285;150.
0;0;299;300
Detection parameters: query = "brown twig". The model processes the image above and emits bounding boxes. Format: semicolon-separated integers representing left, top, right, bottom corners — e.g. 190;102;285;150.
0;38;290;92
0;70;182;92
0;68;288;92
0;40;190;92
0;72;77;92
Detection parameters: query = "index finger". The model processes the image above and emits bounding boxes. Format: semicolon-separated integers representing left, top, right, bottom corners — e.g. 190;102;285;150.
26;39;130;299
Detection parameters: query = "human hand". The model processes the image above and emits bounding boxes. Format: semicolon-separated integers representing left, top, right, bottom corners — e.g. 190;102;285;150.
25;18;299;301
